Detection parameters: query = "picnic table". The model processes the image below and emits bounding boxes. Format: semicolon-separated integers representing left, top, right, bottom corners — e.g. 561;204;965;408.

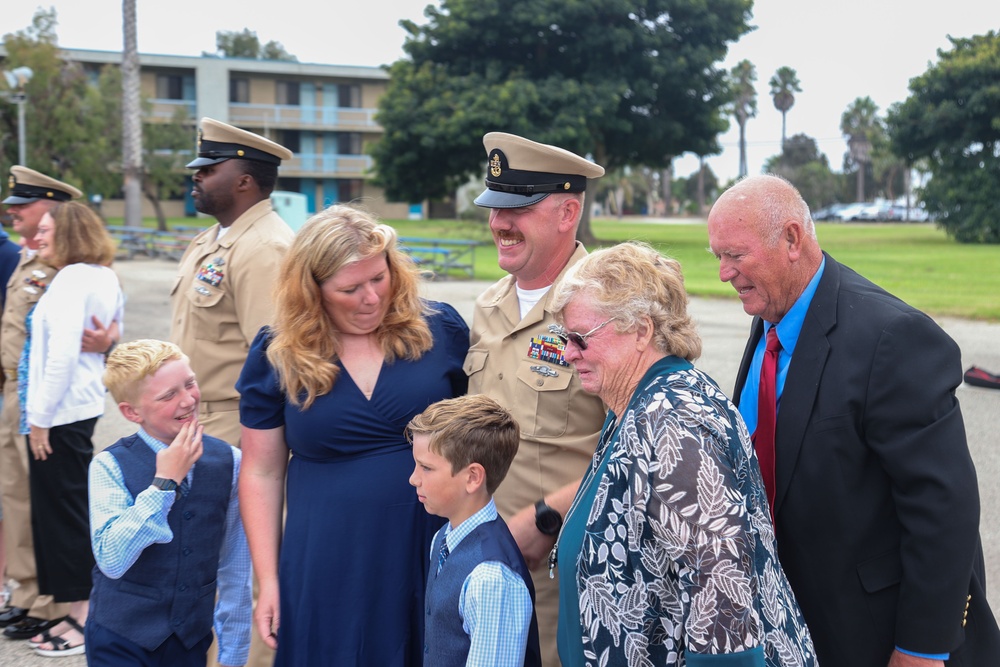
398;237;479;280
107;225;203;261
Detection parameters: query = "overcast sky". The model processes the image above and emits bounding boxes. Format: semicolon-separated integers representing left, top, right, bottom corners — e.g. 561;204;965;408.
5;1;999;185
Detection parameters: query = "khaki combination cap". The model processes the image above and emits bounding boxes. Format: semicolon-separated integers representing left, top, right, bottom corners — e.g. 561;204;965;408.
474;132;605;209
3;166;83;205
186;117;293;169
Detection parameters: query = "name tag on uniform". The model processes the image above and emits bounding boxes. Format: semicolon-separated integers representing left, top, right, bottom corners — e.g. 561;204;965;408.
196;262;224;287
528;334;569;367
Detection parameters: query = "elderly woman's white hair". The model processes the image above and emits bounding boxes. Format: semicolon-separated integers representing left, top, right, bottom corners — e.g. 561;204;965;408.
551;241;702;361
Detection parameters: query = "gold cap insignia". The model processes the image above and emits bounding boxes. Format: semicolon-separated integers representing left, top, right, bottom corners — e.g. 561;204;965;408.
490;153;502;178
563;182;570;190
238;150;245;157
7;176;13;189
46;191;54;198
197;129;203;149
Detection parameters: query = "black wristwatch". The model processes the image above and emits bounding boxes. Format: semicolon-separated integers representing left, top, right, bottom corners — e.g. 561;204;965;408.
151;477;179;492
534;499;563;536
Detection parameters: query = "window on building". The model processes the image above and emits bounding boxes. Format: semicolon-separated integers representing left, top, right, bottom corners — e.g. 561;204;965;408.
338;179;362;202
338;84;361;108
337;133;362;155
156;74;184;100
230;78;249;103
277;80;301;106
279;130;302;153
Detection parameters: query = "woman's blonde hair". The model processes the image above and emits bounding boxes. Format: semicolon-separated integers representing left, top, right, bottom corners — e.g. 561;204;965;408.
48;201;116;268
552;241;702;361
266;205;432;408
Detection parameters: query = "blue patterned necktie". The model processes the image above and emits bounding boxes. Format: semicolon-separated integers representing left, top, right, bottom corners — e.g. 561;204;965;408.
437;540;450;575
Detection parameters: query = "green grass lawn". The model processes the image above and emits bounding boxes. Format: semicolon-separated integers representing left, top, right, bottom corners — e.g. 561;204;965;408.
382;217;1000;322
102;215;1000;321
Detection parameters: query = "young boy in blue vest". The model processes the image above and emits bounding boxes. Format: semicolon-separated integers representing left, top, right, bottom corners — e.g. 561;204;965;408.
86;340;251;667
408;394;541;667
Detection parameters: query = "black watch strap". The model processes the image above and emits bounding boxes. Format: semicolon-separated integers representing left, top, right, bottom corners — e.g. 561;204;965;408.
151;476;179;492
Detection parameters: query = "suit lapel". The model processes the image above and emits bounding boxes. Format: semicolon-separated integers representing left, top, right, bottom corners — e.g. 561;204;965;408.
734;317;764;403
772;253;839;516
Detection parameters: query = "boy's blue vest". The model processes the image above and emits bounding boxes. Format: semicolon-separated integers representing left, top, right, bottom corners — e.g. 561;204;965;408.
424;515;542;667
89;433;233;651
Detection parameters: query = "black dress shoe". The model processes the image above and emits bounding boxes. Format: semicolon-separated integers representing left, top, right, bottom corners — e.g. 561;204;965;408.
0;606;28;627
3;616;61;640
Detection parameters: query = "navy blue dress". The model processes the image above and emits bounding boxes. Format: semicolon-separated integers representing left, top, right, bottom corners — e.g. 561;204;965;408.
237;302;469;666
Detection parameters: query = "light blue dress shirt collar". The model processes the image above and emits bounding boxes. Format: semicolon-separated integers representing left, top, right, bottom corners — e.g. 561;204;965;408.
739;256;825;433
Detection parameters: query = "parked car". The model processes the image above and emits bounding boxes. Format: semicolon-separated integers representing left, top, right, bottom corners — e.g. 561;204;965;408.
813;203;852;221
886;204;930;222
831;202;872;222
856;202;893;221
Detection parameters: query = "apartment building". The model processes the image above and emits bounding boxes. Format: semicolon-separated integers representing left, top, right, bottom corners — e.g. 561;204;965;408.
55;48;409;220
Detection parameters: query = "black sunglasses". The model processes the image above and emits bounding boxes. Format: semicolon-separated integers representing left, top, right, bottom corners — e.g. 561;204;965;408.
548;318;614;351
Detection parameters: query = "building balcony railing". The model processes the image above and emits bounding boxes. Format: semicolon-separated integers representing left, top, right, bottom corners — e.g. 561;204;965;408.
229;103;381;131
282;153;374;177
148;99;197;120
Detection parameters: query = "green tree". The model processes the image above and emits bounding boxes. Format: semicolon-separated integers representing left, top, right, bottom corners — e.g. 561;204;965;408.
684;160;718;215
143;109;195;230
728;59;757;178
769;66;801;150
888;31;1000;243
763;133;838;210
371;0;751;242
74;64;125;199
840;96;881;202
205;29;297;61
1;9;91;188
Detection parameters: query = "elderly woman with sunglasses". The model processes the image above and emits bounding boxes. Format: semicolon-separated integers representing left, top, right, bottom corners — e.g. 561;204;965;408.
549;242;816;667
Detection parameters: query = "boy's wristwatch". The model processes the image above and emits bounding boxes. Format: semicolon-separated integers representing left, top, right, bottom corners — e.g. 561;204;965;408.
534;499;563;536
151;477;179;492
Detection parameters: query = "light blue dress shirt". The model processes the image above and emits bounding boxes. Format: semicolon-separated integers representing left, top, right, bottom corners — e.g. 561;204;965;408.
739;256;825;434
89;428;252;666
430;498;534;667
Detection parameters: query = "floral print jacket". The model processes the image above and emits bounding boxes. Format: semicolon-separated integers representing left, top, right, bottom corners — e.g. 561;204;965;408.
566;357;817;666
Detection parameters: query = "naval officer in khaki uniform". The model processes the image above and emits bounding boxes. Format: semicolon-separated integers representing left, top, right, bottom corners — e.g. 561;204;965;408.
0;167;81;639
171;118;293;449
173;118;291;667
466;133;607;666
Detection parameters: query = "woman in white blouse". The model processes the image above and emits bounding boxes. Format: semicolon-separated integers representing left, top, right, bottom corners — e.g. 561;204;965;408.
24;201;123;657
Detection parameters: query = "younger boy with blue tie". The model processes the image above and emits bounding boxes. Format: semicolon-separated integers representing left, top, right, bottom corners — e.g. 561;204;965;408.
409;394;541;667
86;340;251;666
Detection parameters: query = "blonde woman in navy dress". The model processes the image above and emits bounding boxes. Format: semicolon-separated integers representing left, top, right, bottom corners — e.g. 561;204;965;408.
237;205;469;665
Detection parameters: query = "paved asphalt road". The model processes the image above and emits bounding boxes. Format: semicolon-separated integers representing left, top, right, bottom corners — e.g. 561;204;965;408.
2;257;997;665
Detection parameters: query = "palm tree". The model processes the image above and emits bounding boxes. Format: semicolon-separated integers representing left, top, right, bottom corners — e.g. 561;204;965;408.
729;60;757;178
840;96;880;202
769;66;801;150
122;0;143;226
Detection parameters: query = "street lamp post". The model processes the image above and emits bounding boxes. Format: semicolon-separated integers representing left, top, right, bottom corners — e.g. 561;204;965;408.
12;92;27;165
3;67;34;165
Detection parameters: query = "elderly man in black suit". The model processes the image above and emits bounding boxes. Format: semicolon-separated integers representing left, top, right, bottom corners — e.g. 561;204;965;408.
706;174;1000;667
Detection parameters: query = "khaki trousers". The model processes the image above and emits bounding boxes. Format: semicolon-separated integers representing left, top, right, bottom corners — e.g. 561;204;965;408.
0;378;68;619
198;404;274;667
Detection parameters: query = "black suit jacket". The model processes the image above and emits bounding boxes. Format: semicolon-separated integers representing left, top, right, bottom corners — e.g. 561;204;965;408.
734;253;1000;667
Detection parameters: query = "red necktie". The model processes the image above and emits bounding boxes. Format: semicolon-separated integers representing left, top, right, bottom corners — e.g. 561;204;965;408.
753;327;781;521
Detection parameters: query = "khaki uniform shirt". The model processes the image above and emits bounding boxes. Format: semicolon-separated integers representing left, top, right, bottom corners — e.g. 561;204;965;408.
465;244;606;519
170;199;292;404
1;251;56;382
